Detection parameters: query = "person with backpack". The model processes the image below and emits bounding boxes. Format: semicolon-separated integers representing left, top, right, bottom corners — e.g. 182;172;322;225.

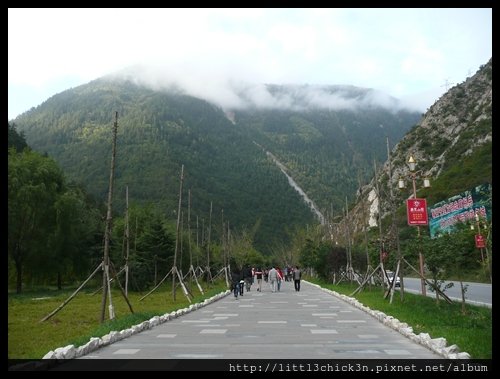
254;267;263;292
231;266;242;299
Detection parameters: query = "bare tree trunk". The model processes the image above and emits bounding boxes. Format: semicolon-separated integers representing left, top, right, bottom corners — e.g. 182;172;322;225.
373;160;386;286
100;112;118;323
386;136;404;301
460;281;467;314
42;263;103;322
206;202;213;284
172;165;184;301
124;186;130;297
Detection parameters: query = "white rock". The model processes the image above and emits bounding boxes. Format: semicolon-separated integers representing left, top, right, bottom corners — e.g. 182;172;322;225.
159;315;169;323
149;316;160;327
119;329;132;339
42;350;56;359
55;345;76;359
87;337;101;352
443;344;460;354
419;332;431;341
457;352;471;359
400;327;414;335
53;347;66;359
430;337;447;349
74;345;86;358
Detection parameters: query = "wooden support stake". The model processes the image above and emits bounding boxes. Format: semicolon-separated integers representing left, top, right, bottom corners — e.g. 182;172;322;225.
41;263;102;322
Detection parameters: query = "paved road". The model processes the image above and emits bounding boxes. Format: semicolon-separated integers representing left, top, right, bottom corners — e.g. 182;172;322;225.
76;280;441;359
402;278;491;307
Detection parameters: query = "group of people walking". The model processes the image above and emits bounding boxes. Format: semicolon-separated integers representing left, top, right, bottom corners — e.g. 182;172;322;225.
231;265;302;299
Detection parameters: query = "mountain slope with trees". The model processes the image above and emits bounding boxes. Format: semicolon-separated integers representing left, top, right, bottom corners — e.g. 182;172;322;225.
12;79;420;251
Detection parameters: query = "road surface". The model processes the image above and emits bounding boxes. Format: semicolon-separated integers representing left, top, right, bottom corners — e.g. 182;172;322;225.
402;278;491;307
70;280;441;360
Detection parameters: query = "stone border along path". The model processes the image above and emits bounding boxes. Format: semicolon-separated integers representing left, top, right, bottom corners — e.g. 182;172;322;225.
307;282;470;359
42;281;470;360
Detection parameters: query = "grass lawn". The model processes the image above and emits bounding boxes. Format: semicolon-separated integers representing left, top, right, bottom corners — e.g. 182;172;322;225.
8;280;228;359
309;279;492;359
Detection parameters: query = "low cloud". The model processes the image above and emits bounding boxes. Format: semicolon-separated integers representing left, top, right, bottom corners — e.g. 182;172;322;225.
111;65;408;113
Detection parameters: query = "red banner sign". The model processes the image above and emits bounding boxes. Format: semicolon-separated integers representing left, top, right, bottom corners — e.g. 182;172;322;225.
475;234;486;248
407;198;429;226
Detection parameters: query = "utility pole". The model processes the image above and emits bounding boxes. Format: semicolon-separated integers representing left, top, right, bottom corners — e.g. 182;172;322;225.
441;78;454;91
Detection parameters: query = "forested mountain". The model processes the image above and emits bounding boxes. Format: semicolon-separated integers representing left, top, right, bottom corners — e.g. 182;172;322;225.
12;78;420;250
234;90;419;212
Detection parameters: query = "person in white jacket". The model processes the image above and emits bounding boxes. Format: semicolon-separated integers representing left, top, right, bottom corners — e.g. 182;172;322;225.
268;266;278;293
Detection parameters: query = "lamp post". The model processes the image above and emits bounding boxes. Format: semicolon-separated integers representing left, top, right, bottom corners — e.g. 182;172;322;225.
398;155;430;296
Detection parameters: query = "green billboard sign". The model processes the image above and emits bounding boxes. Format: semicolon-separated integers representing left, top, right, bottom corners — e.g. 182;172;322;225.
428;183;492;238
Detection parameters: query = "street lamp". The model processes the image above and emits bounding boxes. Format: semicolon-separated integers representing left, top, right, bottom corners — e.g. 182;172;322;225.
398;155;431;296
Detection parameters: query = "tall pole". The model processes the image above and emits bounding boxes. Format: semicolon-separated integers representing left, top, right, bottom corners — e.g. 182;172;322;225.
358;175;370;270
387;137;404;302
345;197;352;280
206;202;213;283
227;221;231;266
411;173;426;296
201;218;205;250
196;215;200;268
221;209;229;287
221;209;225;268
188;189;193;272
172;165;184;301
124;185;130;297
179;211;184;272
373;160;386;278
100;111;118;322
134;216;138;257
196;215;199;249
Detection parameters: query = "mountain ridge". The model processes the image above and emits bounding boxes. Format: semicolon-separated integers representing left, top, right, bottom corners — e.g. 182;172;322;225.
13;76;421;249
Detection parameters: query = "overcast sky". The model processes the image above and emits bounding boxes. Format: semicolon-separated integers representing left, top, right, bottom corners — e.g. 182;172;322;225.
8;8;492;120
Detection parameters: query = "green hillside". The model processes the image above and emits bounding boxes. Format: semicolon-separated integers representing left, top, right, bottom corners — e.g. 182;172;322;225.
13;79;419;250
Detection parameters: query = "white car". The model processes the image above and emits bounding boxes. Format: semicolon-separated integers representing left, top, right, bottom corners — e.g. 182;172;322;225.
385;271;400;287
